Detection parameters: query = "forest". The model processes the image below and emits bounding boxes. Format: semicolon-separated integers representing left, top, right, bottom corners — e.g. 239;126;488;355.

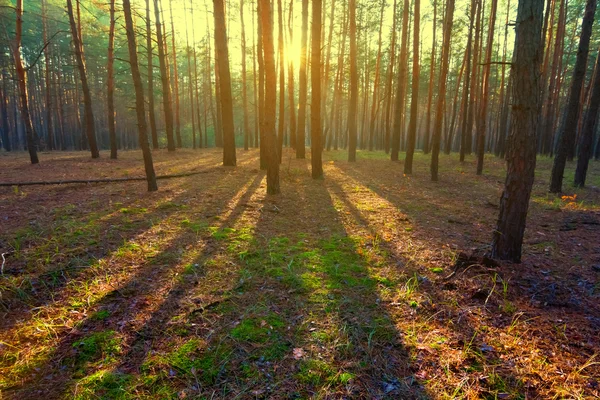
0;0;599;398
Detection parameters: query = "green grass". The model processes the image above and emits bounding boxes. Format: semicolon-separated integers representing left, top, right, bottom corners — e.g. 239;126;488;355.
72;330;121;366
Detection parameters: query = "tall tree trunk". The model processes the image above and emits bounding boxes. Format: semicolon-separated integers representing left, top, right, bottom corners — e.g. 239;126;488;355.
277;0;285;161
491;0;543;262
476;0;498;175
348;0;358;162
0;70;11;151
311;0;323;179
67;0;99;158
42;0;54;151
322;0;335;151
107;0;117;159
169;0;182;147
467;0;482;155
153;0;176;151
574;48;600;187
383;0;398;153
423;0;437;154
184;0;196;148
13;0;38;163
145;0;159;149
241;0;250;151
258;0;280;193
296;0;309;159
122;0;158;191
287;0;296;150
404;0;420;174
368;0;386;151
191;1;204;148
430;0;455;181
391;0;410;161
541;0;565;155
257;0;266;168
460;0;477;162
253;0;259;148
214;0;237;166
550;0;596;193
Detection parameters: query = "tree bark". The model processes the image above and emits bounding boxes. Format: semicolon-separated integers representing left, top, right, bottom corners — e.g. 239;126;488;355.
423;0;437;154
404;0;420;174
169;0;182;148
311;0;323;179
145;0;159;149
241;0;250;151
277;0;285;161
122;0;158;192
42;0;54;151
491;0;544;262
67;0;99;158
574;48;600;187
214;0;237;166
348;0;358;162
14;0;39;163
153;0;176;151
184;0;196;148
107;0;117;159
368;1;386;152
258;0;281;194
287;0;296;150
476;0;498;174
296;0;309;159
391;0;410;162
460;0;477;162
550;0;596;192
430;0;455;181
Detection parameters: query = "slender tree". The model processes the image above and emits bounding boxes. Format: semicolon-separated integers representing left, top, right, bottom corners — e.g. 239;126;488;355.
153;0;176;151
107;0;117;159
550;0;597;192
214;0;237;166
574;48;600;187
476;0;498;174
67;0;99;158
169;0;182;148
311;0;323;178
287;0;296;150
368;1;386;151
296;0;309;159
42;0;54;150
391;0;410;161
122;0;158;191
259;0;280;193
277;0;285;160
492;0;544;262
460;0;477;162
404;0;420;174
13;0;38;163
423;0;437;154
430;0;455;180
184;0;196;148
145;0;159;149
348;0;358;162
241;0;250;151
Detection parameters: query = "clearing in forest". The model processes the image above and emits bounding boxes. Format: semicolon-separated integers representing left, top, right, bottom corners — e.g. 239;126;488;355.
0;149;599;399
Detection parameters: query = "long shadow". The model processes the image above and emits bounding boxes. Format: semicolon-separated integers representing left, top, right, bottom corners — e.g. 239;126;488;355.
328;158;600;399
194;158;432;398
1;160;261;398
0;166;228;334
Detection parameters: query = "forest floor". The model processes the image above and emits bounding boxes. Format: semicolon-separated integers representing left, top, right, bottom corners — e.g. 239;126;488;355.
0;148;599;400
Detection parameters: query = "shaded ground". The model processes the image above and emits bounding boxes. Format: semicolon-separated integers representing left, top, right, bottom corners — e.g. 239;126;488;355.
0;148;599;399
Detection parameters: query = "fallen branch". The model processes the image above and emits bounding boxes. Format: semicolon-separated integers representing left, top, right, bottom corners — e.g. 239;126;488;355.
0;170;211;187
